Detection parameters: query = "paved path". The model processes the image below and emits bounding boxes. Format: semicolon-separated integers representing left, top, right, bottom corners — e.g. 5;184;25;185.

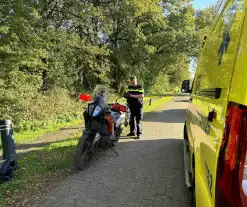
34;95;189;207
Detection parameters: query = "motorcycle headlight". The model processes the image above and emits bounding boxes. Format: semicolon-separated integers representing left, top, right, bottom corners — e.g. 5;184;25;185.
92;105;102;117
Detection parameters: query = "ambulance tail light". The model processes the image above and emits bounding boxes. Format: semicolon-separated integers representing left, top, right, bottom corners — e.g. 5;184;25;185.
215;104;247;207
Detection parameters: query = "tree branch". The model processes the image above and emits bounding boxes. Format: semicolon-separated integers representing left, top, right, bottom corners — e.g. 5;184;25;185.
46;0;58;20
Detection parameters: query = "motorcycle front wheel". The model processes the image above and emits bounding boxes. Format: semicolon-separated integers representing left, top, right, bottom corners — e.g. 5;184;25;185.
74;132;93;170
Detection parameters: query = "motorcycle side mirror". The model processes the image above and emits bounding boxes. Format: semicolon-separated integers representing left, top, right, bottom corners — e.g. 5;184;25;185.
80;94;93;101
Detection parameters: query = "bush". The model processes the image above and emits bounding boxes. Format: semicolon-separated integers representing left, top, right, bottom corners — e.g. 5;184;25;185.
0;71;85;131
149;75;171;95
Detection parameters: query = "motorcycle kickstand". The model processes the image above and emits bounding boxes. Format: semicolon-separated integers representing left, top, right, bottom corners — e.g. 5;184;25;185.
110;145;121;157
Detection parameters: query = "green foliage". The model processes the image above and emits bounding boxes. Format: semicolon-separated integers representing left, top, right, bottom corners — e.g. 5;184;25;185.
196;6;216;35
0;0;215;131
0;72;84;130
149;75;171;95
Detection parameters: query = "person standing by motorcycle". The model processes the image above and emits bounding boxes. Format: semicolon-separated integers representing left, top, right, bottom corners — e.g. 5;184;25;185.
125;76;144;139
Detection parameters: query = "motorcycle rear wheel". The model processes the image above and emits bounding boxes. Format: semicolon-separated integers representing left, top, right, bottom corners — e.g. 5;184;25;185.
74;133;93;170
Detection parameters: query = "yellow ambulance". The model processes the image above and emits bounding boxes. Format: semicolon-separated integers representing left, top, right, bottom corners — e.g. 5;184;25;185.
181;0;247;206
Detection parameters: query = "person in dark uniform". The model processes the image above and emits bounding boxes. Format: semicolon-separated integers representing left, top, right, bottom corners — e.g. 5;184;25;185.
125;76;144;139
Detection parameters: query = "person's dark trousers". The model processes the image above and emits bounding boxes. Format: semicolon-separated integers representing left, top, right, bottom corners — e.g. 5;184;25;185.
129;107;143;135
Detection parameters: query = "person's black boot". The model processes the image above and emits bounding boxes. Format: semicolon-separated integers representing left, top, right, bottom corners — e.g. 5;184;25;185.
127;132;135;136
137;134;142;139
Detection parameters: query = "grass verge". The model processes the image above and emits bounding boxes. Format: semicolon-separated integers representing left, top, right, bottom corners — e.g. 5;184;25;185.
144;96;173;113
0;134;80;207
0;95;173;207
14;119;83;144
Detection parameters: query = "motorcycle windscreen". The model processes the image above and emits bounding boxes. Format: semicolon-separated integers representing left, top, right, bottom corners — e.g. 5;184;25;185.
91;85;108;106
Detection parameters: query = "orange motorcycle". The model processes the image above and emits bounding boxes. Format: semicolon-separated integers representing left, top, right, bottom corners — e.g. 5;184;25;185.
74;85;129;170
